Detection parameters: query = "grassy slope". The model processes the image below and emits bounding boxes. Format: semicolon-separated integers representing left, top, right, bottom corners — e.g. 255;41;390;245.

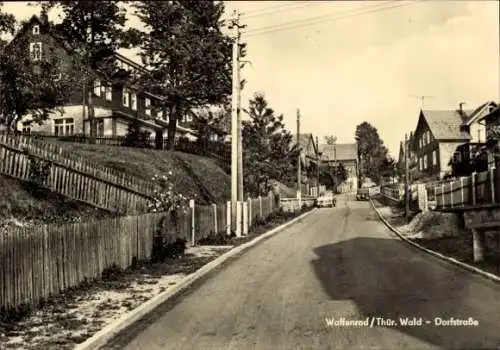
0;175;117;226
55;143;231;204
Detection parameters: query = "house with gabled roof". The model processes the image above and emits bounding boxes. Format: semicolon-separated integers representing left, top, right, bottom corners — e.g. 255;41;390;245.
7;12;197;145
290;133;319;194
318;142;358;193
411;101;498;180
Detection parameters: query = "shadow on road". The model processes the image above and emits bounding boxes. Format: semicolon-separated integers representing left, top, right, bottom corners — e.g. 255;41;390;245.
311;237;500;349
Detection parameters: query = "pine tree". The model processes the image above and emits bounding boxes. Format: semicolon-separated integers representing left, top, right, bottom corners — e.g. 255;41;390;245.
242;93;298;196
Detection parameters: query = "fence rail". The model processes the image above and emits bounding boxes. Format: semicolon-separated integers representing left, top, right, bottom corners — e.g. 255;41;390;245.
0;142;151;214
0;132;158;197
0;194;312;313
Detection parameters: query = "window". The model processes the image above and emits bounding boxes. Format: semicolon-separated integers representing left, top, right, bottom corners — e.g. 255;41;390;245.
419;157;422;170
29;42;42;61
32;24;40;35
97;120;104;136
424;154;428;169
54;118;74;136
432;150;437;166
145;98;151;116
93;79;101;96
105;84;112;101
22;122;31;134
428;131;432;143
186;113;193;122
131;92;137;111
122;88;130;107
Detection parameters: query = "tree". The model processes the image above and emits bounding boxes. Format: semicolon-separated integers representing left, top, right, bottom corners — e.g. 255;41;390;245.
42;0;137;142
0;9;75;133
355;122;389;185
191;103;229;148
122;119;152;148
324;135;337;145
242;93;298;197
131;1;242;150
379;156;397;183
319;162;348;192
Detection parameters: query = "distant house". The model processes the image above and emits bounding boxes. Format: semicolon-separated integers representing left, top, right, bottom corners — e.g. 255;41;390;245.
291;133;319;193
397;131;418;181
319;143;358;193
8;13;197;144
411;101;498;180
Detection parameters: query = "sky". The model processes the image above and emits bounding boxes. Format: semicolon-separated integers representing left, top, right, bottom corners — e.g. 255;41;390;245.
2;0;499;157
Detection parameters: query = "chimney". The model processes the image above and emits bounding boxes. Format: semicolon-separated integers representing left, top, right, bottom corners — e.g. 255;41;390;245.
458;102;468;123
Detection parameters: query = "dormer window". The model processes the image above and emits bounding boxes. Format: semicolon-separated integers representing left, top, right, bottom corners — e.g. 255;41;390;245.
32;24;40;35
30;42;42;61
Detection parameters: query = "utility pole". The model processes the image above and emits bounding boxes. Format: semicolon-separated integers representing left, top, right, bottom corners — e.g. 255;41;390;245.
297;109;301;205
404;133;410;223
229;10;241;207
316;136;320;197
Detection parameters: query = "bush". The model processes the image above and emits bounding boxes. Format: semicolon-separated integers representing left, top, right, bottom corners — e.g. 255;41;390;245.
151;236;187;262
122;120;152;148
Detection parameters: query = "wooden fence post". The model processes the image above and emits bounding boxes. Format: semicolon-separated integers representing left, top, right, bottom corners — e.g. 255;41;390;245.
440;184;445;208
189;199;195;246
226;201;231;235
259;196;263;218
471;172;477;206
243;201;248;235
247;198;252;228
460;177;464;207
236;201;242;237
213;203;218;234
490;166;496;204
449;181;454;208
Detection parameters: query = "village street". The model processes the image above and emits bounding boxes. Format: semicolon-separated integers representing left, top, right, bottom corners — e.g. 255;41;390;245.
106;197;500;350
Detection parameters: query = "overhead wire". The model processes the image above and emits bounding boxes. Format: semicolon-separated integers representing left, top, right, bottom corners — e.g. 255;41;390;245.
240;2;319;20
240;2;314;16
243;1;417;38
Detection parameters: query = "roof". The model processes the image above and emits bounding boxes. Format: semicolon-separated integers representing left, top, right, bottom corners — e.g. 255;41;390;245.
319;143;358;161
466;101;498;125
420;109;471;140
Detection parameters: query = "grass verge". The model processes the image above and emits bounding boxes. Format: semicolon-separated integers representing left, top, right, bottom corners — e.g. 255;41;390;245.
0;205;313;349
371;195;500;278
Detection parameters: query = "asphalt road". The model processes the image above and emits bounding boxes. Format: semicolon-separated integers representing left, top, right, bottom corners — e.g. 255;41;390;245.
108;198;500;350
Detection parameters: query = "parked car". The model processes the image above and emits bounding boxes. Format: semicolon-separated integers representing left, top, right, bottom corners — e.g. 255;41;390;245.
316;193;336;207
356;188;370;201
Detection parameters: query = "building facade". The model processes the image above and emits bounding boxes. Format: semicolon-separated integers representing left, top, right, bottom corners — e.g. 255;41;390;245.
411;101;498;180
10;14;198;143
319;143;358;193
